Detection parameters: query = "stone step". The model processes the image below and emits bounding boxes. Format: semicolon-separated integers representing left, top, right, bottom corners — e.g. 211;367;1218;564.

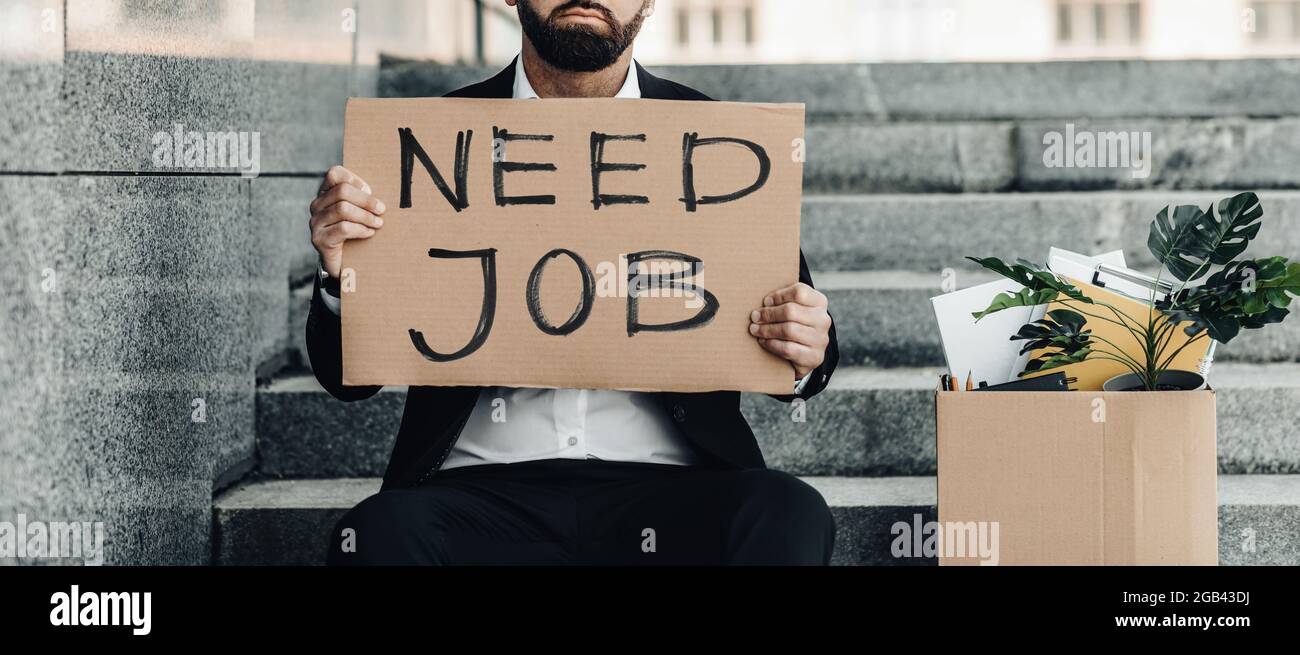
803;120;1300;193
818;270;1300;367
212;474;1300;566
800;191;1300;272
382;60;1300;121
256;364;1300;479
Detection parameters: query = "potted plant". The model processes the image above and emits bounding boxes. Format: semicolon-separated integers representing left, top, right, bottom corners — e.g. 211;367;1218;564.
967;192;1299;391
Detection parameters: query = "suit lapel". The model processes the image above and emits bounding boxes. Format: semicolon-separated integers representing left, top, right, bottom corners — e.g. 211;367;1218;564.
479;58;517;98
634;61;673;100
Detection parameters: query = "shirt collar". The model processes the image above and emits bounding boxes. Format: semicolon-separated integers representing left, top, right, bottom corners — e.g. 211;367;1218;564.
512;54;642;99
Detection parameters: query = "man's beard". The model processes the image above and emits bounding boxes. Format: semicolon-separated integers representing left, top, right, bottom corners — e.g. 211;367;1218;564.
516;0;646;72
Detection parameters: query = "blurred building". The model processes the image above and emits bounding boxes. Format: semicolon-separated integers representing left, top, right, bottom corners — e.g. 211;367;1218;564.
635;0;1300;63
10;0;1300;65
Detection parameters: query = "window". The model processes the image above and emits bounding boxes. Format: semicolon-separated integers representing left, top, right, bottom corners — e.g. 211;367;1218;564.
1057;2;1073;41
1055;0;1143;50
1249;1;1300;44
1127;1;1141;43
676;1;757;54
1092;3;1106;42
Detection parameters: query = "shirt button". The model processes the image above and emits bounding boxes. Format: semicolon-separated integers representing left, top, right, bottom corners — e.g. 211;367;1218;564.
567;436;578;446
672;404;687;423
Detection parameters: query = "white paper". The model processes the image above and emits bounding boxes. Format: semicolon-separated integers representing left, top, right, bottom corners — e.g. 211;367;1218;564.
931;279;1045;388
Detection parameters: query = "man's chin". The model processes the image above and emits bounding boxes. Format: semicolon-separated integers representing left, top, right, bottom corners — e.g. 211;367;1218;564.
552;21;616;39
553;15;616;32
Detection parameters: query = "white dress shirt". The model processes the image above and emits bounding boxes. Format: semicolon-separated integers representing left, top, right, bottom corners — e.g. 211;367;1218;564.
321;54;809;471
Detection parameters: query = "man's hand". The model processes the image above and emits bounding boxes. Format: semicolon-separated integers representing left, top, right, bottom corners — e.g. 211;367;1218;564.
749;282;831;380
309;165;387;278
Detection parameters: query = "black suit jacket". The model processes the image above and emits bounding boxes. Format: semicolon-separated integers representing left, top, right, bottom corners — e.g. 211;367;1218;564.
307;59;840;491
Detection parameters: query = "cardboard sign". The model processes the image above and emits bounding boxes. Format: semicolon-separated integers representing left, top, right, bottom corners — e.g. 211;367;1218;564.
340;98;804;393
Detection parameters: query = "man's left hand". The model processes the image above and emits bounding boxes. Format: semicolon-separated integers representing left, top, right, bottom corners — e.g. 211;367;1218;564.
749;282;831;380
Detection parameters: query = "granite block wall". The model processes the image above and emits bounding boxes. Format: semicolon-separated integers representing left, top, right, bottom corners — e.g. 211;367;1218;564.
0;0;430;565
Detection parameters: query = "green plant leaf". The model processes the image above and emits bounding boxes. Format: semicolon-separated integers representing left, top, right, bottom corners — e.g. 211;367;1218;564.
1046;308;1086;332
1257;261;1300;308
1161;257;1298;342
1241;294;1271;315
1240;305;1290;330
1254;256;1290;281
1179;259;1262;304
1161;300;1238;342
1010;308;1094;373
1147;192;1263;282
965;256;1039;287
1022;347;1093;375
965;256;1092;320
971;287;1060;320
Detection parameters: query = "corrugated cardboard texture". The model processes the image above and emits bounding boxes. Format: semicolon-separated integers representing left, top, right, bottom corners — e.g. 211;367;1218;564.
340;98;804;393
937;390;1217;565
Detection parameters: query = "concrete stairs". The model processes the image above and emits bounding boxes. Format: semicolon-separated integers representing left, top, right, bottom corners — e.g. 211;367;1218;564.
215;474;1300;566
251;363;1300;480
216;60;1300;566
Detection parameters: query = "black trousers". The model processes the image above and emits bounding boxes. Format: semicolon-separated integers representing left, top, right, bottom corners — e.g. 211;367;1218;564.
326;459;836;566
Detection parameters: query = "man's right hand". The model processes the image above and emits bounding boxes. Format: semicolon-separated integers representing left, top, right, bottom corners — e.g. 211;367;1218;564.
309;165;387;279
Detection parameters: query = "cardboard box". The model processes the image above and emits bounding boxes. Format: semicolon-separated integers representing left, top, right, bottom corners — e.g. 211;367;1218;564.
936;389;1218;565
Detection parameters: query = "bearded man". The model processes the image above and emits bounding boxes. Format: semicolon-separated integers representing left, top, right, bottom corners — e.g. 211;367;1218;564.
308;0;840;565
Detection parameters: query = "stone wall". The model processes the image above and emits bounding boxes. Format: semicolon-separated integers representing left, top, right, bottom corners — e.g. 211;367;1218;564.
0;0;423;565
